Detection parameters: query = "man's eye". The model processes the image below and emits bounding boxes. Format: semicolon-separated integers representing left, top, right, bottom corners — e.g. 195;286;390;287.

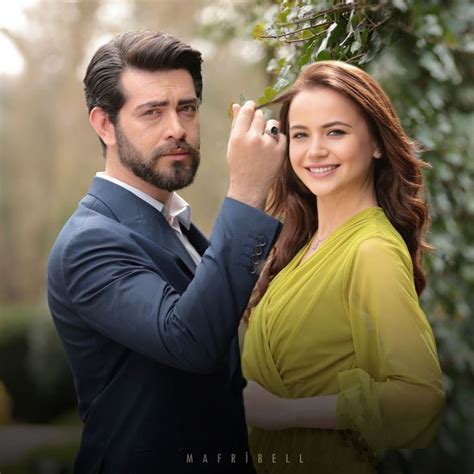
328;129;346;136
144;109;160;116
180;105;197;113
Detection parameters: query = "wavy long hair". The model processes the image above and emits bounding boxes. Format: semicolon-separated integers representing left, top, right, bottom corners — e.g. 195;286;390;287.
246;61;431;319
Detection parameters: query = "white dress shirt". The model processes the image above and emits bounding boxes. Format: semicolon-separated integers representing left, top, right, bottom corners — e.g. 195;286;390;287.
96;172;202;265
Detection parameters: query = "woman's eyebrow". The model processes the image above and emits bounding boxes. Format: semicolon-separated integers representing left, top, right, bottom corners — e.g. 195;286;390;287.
322;121;352;128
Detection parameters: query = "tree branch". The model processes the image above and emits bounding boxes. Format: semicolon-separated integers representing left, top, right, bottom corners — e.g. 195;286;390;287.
258;20;333;40
275;3;360;27
274;2;388;28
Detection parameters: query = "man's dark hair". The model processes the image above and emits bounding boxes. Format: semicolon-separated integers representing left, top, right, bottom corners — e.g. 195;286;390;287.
83;30;203;152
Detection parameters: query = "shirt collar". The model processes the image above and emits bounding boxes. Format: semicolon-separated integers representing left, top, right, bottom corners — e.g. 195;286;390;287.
96;172;192;230
163;192;192;230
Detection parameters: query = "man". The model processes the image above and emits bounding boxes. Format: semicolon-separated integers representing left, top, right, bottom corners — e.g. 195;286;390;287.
47;31;286;473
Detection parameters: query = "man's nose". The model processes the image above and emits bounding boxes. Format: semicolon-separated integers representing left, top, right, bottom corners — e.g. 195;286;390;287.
163;112;186;141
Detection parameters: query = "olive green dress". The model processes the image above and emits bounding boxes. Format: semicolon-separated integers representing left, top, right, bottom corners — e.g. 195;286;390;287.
242;207;444;474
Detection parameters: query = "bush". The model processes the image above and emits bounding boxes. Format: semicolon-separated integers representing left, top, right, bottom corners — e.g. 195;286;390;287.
0;441;78;474
0;380;13;424
0;305;76;423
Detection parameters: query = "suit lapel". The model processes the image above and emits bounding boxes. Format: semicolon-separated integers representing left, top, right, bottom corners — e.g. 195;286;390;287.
86;177;197;275
87;178;241;388
182;223;209;256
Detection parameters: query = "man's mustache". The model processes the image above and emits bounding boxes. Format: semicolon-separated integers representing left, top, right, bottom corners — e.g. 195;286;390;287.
151;139;200;161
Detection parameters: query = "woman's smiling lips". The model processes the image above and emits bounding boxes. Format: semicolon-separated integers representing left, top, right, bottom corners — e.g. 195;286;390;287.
305;164;340;177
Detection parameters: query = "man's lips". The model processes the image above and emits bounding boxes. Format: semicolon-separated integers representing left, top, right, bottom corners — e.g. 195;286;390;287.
161;151;189;160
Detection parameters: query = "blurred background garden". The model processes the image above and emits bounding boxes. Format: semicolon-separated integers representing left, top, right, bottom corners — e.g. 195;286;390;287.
0;0;473;473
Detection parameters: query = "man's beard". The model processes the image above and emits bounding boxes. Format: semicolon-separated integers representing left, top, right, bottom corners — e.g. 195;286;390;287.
115;123;200;192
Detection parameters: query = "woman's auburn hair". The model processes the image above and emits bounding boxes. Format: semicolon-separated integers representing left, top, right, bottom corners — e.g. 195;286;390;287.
246;60;431;320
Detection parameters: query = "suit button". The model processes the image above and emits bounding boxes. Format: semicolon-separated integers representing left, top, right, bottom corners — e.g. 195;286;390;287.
257;236;267;246
251;255;261;265
248;264;257;275
253;246;263;256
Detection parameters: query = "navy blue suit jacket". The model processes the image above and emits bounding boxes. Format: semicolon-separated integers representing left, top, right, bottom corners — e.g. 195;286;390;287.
47;177;281;473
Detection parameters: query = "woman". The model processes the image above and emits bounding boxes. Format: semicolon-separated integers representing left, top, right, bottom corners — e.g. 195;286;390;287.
241;61;445;474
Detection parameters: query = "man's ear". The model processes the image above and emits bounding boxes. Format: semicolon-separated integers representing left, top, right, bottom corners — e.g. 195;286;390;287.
89;107;116;147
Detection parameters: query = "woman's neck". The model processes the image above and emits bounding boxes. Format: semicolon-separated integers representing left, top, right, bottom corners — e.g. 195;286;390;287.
315;189;379;239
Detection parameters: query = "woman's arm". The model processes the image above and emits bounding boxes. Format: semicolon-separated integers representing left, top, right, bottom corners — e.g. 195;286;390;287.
243;380;337;430
336;237;445;453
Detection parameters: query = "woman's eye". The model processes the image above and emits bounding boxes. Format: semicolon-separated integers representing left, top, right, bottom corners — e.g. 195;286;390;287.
292;132;307;139
328;129;346;136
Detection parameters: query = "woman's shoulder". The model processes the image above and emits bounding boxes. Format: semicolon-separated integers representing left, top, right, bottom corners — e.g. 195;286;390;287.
352;210;412;268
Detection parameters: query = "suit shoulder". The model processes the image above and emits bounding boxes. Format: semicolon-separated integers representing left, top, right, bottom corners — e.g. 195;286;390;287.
48;201;129;266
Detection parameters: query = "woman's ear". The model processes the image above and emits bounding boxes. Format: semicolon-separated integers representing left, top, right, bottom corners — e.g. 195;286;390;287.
89;107;116;147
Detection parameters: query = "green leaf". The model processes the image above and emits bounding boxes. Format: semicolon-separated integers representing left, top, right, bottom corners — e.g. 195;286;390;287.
297;40;316;68
280;65;291;78
392;0;408;12
360;29;370;47
433;44;462;84
351;41;361;53
316;50;332;61
370;31;382;52
422;14;443;38
420;51;448;81
274;77;290;91
315;23;337;57
263;86;277;101
346;9;355;34
327;22;338;35
252;23;265;40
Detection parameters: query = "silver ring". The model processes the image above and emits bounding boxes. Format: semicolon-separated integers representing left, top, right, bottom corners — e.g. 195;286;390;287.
264;125;279;140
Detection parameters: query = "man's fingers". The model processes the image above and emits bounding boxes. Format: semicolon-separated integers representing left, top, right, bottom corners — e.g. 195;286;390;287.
231;103;241;129
248;109;266;135
276;131;287;152
270;129;287;155
232;100;256;134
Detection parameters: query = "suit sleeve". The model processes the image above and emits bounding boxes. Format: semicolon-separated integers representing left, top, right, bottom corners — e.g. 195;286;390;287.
59;197;281;374
335;237;445;453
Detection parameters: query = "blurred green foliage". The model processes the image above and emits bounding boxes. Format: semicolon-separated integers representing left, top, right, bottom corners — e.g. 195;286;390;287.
0;305;76;423
202;0;474;472
0;441;77;474
0;380;12;424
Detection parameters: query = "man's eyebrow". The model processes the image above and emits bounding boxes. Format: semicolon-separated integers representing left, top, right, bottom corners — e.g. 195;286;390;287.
136;100;167;111
135;97;199;111
178;97;200;106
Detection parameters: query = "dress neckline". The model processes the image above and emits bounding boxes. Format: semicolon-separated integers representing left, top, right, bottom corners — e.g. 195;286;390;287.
295;206;384;270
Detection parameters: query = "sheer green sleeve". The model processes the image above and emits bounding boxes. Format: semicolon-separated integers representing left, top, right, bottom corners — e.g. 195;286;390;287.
336;237;444;454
